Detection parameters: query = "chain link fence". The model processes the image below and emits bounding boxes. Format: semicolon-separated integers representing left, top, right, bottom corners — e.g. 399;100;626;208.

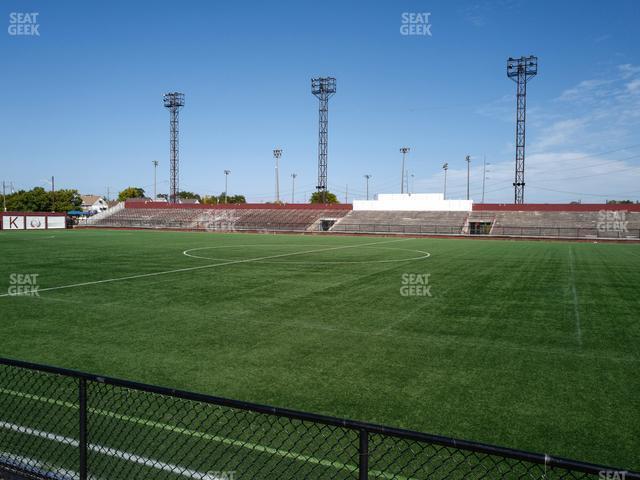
0;358;637;480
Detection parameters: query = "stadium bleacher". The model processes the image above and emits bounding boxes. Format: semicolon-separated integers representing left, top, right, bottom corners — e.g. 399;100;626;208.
90;203;350;232
87;201;640;240
330;211;468;234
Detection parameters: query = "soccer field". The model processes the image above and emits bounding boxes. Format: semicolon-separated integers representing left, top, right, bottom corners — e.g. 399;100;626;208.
0;229;639;470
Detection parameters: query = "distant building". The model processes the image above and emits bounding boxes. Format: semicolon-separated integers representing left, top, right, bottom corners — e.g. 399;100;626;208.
81;195;109;213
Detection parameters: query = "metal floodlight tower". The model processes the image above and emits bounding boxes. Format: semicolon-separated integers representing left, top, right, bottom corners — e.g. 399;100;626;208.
507;56;537;204
311;77;336;203
163;92;185;204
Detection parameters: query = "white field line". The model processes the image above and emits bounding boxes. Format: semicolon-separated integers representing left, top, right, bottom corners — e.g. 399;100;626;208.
0;387;413;480
0;451;81;480
0;238;412;298
568;246;583;346
0;421;223;480
183;244;430;264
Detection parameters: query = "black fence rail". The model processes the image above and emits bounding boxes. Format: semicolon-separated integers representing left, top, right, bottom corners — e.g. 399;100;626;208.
0;358;638;480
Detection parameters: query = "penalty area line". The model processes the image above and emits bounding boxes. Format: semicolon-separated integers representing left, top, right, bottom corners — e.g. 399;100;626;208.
0;238;413;298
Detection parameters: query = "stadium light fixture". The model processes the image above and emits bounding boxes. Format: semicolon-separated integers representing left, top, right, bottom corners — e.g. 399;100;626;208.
442;163;449;199
400;147;410;194
224;170;231;204
364;174;372;200
291;173;297;203
273;149;282;203
466;155;471;201
152;161;159;200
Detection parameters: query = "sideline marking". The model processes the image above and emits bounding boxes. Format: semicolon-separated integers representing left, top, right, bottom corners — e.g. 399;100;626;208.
0;238;416;298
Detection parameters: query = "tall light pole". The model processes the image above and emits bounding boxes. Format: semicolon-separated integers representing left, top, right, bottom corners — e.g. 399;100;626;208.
400;147;410;194
163;92;185;203
442;163;448;199
482;156;490;204
273;149;282;203
2;181;6;212
364;174;371;200
224;170;230;204
507;55;538;204
410;174;415;194
465;155;471;200
291;173;297;203
311;77;336;203
152;161;159;200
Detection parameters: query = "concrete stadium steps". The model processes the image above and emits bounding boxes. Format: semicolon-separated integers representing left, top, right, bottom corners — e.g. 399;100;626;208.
90;207;349;231
491;211;640;238
331;211;469;234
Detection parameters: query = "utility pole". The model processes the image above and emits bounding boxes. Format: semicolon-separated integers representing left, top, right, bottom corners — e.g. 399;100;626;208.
465;155;471;200
410;174;415;195
442;163;448;200
51;176;55;212
2;181;6;212
291;173;297;203
400;147;410;194
273;149;282;203
364;174;371;200
345;184;348;204
152;161;159;200
482;156;490;204
223;170;230;204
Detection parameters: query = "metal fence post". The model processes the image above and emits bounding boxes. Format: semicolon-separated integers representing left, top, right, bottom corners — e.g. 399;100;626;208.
359;429;369;480
79;378;88;480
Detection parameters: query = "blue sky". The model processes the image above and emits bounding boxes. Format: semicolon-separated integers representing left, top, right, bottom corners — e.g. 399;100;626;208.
1;0;639;203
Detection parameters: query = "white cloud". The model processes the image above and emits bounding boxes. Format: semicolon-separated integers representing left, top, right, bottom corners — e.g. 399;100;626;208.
626;79;640;93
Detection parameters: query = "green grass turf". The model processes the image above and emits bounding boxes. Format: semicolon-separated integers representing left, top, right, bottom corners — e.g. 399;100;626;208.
0;229;639;470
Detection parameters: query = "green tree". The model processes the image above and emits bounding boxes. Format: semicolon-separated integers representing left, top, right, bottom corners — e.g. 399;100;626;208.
215;193;246;204
4;187;81;212
118;187;146;202
179;191;201;201
201;195;218;205
309;191;339;204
